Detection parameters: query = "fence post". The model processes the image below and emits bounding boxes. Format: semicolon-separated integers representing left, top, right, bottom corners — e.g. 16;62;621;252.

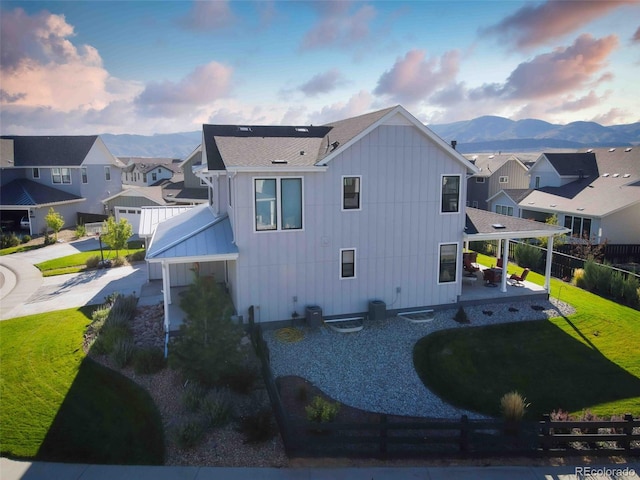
624;413;633;453
460;415;469;454
379;414;388;458
541;414;551;452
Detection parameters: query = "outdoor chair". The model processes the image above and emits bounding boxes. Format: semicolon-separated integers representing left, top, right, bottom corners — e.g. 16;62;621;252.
463;252;480;275
508;268;530;287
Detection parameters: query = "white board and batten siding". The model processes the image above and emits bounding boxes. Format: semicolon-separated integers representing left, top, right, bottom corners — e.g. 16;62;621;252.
230;124;468;323
148;261;225;287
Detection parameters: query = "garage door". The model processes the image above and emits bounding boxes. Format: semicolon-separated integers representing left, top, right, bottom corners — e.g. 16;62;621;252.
115;207;141;233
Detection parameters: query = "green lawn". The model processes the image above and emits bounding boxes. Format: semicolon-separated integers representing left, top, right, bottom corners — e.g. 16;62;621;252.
0;243;44;256
0;308;164;464
413;253;640;419
35;248;145;276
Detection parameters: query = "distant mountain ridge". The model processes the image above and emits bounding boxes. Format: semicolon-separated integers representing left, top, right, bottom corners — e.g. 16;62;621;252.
100;116;640;158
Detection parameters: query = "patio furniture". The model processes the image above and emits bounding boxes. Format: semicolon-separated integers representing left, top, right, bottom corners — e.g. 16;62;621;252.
463;252;480;275
508;268;530;287
483;268;502;287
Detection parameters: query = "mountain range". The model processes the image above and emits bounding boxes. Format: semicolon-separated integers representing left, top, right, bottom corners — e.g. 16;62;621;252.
101;116;640;159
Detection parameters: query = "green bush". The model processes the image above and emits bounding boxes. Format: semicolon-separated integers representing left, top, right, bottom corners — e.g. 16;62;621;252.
86;255;101;269
112;256;126;267
453;306;469;324
75;224;87;238
182;383;207;412
610;271;625;300
91;305;110;324
133;347;166;374
622;276;640;308
127;239;145;249
500;391;530;422
107;294;138;325
200;389;232;427
582;260;612;295
239;409;274;443
111;338;135;368
305;396;340;423
1;233;20;249
514;243;542;271
21;235;31;244
92;325;131;355
127;250;146;262
173;418;205;449
218;365;258;394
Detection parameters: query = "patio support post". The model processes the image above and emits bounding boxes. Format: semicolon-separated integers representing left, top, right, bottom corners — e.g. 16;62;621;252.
544;236;553;291
497;239;502;258
501;239;509;293
162;262;171;358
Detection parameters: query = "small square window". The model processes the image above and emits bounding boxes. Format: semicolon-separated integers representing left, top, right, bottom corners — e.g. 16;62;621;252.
499;176;508;183
340;249;356;279
475;177;485;183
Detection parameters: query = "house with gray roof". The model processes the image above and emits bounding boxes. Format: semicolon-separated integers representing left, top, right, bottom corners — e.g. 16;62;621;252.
144;106;568;342
0;135;123;235
120;157;180;187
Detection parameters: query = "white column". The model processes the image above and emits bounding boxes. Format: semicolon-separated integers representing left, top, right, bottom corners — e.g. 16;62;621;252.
496;239;502;259
501;239;509;293
545;236;554;291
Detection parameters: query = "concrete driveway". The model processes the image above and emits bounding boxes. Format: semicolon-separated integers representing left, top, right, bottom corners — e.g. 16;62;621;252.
0;238;148;320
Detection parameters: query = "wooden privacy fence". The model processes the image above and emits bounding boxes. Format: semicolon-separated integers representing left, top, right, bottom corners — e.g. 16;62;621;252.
249;305;640;458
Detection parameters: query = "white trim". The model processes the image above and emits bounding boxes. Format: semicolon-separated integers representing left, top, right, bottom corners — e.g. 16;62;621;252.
341;175;362;211
252;176;304;233
227;165;327;173
437;242;459;285
463;229;569;241
147;253;238;264
440;174;462;215
339;247;356;279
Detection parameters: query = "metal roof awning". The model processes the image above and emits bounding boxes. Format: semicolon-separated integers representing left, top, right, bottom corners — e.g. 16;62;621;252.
146;204;238;263
464;208;569;241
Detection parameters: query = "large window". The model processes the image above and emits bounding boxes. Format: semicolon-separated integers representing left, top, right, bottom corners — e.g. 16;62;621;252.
564;215;592;239
52;167;71;184
254;177;302;231
441;175;461;213
438;243;458;284
495;204;514;216
340;248;356;279
342;176;361;210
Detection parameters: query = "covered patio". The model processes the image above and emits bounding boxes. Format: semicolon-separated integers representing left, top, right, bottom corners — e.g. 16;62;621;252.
460;208;570;304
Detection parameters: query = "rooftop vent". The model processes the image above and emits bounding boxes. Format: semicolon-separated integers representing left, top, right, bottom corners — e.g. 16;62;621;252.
625;147;633;152
586;148;593;153
488;155;495;159
271;159;288;164
602;173;610;177
295;127;309;133
330;141;340;151
609;148;616;152
623;173;631;178
550;204;557;207
577;207;584;211
238;126;252;132
492;223;506;229
299;150;305;156
451;140;457;150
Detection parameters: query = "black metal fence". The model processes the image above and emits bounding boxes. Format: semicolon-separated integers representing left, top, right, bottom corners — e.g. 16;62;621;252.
249;305;640;459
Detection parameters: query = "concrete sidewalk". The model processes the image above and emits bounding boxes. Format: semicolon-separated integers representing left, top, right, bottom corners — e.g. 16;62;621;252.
1;459;638;480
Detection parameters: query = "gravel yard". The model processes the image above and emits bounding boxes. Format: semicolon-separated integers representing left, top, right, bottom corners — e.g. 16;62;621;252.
265;298;575;419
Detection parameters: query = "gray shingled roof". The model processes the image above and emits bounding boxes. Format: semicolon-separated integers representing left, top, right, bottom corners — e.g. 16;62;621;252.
0;136;98;167
502;188;533;203
214;136;325;168
0;179;84;206
465;207;568;239
543;152;598;177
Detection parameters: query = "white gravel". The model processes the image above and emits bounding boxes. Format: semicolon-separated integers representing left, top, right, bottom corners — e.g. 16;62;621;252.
265;298;575;419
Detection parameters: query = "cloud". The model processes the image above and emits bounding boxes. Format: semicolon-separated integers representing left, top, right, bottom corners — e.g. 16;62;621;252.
299;69;346;96
301;1;376;50
177;1;235;31
373;49;460;104
551;90;609;112
474;34;618;100
591;108;631;125
135;62;233;117
633;26;640;42
484;0;633;50
308;90;374;125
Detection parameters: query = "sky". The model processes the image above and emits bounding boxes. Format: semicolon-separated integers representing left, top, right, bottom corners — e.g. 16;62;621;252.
1;0;639;136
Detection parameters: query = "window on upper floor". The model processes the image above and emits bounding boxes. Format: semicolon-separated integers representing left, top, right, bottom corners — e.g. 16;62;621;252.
475;177;485;183
254;177;303;231
81;167;88;184
438;243;458;284
143;174;147;183
499;176;509;183
32;168;40;179
495;204;514;216
441;175;461;213
340;248;356;279
152;172;157;182
472;200;478;208
105;166;111;181
535;176;541;188
564;215;592;239
52;167;71;184
342;176;361;210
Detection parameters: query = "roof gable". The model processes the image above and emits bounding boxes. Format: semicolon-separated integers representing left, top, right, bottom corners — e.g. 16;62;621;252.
542;152;598;177
0;136;98;167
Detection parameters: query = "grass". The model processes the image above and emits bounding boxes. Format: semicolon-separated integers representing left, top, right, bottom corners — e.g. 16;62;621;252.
413;252;640;419
0;308;163;464
35;248;145;276
0;243;44;256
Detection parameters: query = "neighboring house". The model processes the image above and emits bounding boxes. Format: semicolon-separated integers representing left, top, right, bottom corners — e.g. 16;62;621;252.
486;188;532;218
0;135;123;235
161;146;209;204
102;186;167;233
465;153;532;210
489;148;640;244
120;157;179;187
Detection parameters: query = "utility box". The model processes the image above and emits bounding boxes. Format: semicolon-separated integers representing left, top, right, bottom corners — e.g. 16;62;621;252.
305;305;323;327
369;300;386;322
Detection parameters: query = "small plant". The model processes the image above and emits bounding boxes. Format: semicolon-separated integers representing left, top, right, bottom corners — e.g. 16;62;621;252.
622;275;640;308
500;391;530;423
75;224;87;239
173;418;205;449
111;337;135;368
132;347;166;374
127;250;146;262
239;409;274;443
92;325;131;355
86;255;101;269
219;365;258;394
573;268;585;288
453;306;469;324
200;389;232;427
91;305;110;324
305;396;340;423
45;207;64;241
112;256;126;267
514;243;542;272
21;235;31;244
0;233;20;249
182;382;207;412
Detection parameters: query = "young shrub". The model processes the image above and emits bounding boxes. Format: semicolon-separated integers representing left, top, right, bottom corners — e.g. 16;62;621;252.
75;224;87;239
133;347;166;375
86;255;101;269
305;396;340;423
112;256;126;267
610;271;625;300
21;235;31;244
218;365;258;394
296;384;309;403
182;382;207;412
92;325;131;355
173;418;205;449
622;275;640;308
200;389;232;427
127;250;146;262
514;243;542;272
1;233;20;248
91;305;110;325
239;409;274;443
111;338;135;368
107;294;138;326
453;306;469;324
573;268;586;288
500;391;530;423
45;207;64;241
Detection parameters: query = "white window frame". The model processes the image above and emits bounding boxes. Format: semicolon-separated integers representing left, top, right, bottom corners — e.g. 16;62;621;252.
495;204;514;216
341;175;362;211
81;167;88;184
437;242;458;285
105;166;111;181
152;172;157;182
52;167;71;184
340;248;356;279
253;176;304;233
475;177;485;183
32;168;40;179
440;174;462;214
499;176;509;183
